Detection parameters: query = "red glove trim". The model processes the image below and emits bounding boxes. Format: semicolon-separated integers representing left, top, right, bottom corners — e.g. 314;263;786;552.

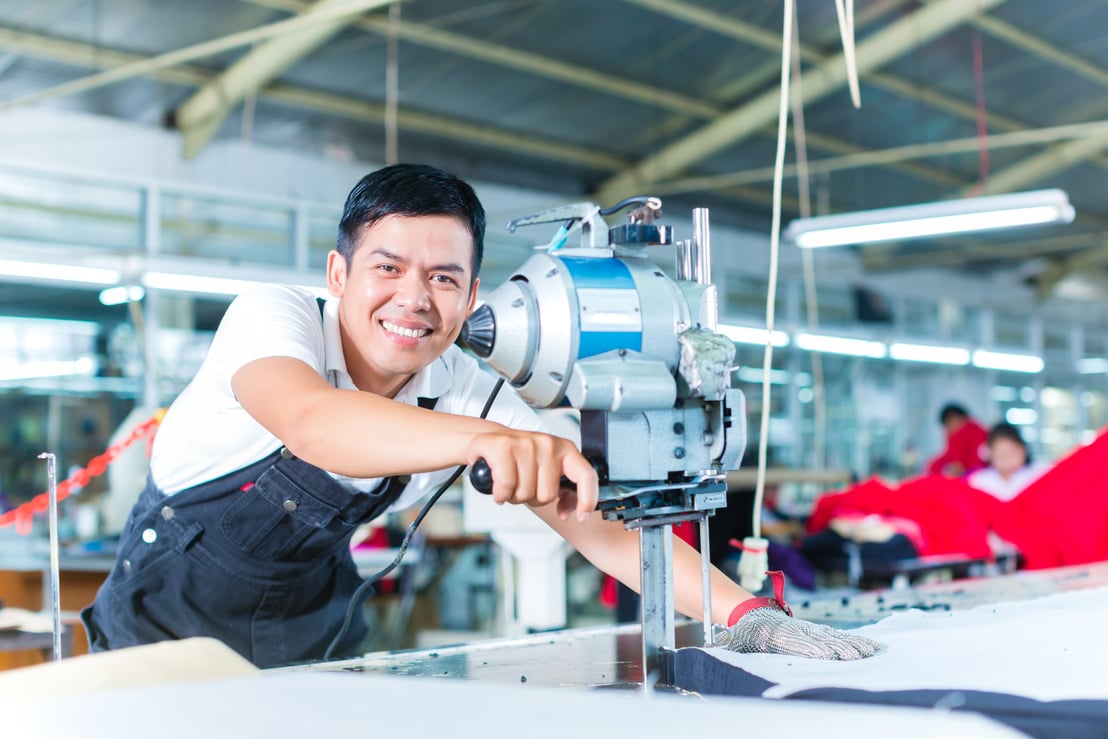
726;570;793;626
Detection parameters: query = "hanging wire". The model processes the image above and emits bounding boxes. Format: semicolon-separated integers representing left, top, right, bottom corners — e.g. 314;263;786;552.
753;0;861;537
384;2;400;164
971;22;990;192
789;4;827;470
752;0;796;540
834;0;861;108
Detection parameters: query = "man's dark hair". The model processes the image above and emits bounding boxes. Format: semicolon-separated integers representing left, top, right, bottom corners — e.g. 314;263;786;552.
336;163;486;280
939;403;970;425
987;421;1031;464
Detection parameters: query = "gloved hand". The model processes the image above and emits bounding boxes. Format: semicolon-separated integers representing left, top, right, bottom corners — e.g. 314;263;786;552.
711;606;882;660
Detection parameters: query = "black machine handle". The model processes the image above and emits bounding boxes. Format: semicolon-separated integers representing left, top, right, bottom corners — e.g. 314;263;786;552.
469;458;495;495
468;458;586;495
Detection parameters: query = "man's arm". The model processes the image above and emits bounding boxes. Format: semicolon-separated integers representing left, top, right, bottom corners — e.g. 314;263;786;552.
232;356;598;519
531;502;753;624
532;500;882;659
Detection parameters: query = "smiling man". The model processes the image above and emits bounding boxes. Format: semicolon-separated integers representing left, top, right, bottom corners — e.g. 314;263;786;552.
82;164;879;668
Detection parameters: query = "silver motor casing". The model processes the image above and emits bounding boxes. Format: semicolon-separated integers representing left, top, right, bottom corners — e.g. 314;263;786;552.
474;247;745;484
477;248;690;409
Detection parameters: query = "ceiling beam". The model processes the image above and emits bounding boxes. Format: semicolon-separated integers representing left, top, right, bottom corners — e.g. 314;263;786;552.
0;27;626;171
1030;240;1108;300
236;0;722;119
865;69;1108;173
0;25;789;214
175;0;393;159
967;132;1108;196
622;0;1108;181
240;0;975;196
973;14;1108;90
593;0;1010;204
0;9;947;211
652;119;1108;196
0;0;391;113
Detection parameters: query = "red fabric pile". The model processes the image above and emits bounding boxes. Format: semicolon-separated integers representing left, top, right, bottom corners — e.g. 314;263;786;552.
807;430;1108;569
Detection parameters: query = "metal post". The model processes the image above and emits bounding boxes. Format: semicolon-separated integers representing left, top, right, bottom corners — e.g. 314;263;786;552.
692;208;711;286
699;513;712;646
675;238;694;282
38;452;62;661
639;523;674;688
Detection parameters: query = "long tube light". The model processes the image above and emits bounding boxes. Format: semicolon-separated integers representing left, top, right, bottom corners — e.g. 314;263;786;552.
736;367;794;386
1077;358;1108;374
794;332;887;358
971;349;1044;373
0;356;97;382
785;189;1075;248
888;342;970;365
717;323;790;347
0;259;121;285
99;285;146;305
142;271;328;298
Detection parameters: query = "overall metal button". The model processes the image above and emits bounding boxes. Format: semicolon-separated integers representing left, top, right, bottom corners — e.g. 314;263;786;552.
141;528;157;544
283;499;298;512
122;559;131;572
280;447;294;459
161;506;174;520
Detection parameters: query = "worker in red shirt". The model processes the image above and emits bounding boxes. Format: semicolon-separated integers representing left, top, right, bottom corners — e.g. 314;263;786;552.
927;403;989;477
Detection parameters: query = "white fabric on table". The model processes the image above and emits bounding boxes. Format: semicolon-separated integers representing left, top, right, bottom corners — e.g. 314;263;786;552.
706;584;1108;701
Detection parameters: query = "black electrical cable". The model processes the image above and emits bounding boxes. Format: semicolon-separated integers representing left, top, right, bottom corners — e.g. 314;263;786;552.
597;195;656;217
323;377;506;661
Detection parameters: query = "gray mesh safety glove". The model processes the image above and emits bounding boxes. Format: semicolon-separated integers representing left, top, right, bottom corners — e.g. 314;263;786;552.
709;570;882;660
711;606;882;660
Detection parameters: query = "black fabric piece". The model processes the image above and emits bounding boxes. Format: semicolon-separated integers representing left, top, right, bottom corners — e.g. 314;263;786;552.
670;647;778;698
785;687;1108;739
801;529;919;562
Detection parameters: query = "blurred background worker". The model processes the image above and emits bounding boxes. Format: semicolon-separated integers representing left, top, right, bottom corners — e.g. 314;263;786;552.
927;403;989;477
968;422;1051;502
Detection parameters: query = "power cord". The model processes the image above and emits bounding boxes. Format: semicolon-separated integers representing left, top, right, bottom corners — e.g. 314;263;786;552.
323;376;506;661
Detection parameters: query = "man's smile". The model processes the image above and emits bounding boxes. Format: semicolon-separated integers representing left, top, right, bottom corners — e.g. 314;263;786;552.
381;319;431;339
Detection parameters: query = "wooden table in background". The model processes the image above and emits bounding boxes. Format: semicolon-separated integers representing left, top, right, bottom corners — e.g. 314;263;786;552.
0;555;113;670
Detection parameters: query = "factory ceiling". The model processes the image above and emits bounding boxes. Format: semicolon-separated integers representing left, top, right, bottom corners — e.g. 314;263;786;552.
1;0;1107;310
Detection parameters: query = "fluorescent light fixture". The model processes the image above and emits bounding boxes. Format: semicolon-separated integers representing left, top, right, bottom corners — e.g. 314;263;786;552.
736;367;793;385
143;271;328;298
1077;357;1108;374
971;349;1044;373
0;259;121;285
1005;407;1039;426
785;189;1075;248
794;332;887;358
717;323;790;347
142;272;265;296
99;285;146;305
889;342;970;365
0;356;97;382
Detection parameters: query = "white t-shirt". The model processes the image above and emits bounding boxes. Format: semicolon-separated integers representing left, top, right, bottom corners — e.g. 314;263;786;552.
150;284;544;512
966;463;1051;502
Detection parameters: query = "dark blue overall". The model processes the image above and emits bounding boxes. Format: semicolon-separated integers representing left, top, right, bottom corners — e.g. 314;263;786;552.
81;447;410;668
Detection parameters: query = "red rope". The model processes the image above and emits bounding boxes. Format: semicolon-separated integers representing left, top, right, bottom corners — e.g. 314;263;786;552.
0;413;162;535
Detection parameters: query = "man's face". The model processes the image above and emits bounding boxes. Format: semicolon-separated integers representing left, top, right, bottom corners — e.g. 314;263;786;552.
327;213;478;397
